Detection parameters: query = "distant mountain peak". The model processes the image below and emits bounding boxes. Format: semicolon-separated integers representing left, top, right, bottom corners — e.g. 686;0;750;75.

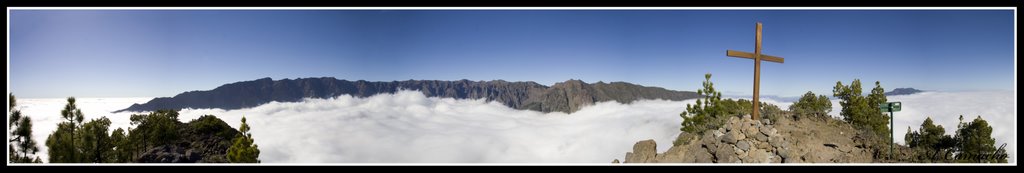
115;78;700;114
885;88;924;96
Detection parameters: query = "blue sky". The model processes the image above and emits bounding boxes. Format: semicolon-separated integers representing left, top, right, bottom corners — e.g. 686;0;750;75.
8;10;1016;98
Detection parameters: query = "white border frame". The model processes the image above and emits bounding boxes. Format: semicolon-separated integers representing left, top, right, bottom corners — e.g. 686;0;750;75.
5;6;1017;166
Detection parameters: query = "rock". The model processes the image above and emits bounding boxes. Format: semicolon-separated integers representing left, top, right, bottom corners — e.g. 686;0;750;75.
803;152;824;163
705;145;717;156
756;141;773;150
717;153;740;163
747;149;772;163
784;158;803;163
838;144;852;153
735;131;747;141
702;132;718;150
753;132;769;142
769;136;787;148
185;149;202;162
777;148;800;163
824;143;839;148
742;114;752;120
656;146;687;163
759;126;772;136
721;130;739;144
743;126;759;137
679;142;703;163
761;119;771;125
624;139;657;163
712;129;725;139
736;140;751;151
729;116;737;128
695;150;714;163
715;144;736;163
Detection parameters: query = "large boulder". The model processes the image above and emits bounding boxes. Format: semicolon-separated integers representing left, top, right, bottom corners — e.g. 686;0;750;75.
624;140;658;163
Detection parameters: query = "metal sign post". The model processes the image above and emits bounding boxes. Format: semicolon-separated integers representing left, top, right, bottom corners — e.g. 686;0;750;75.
879;101;901;159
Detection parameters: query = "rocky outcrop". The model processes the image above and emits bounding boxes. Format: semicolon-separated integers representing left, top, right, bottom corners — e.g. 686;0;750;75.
117;77;700;114
623;115;789;163
624;140;658;163
136;116;239;163
618;113;877;163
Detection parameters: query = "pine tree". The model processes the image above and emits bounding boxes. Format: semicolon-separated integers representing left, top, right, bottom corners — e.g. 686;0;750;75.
46;97;86;163
109;128;133;162
227;116;260;163
78;117;113;163
954;115;1007;163
128;110;180;152
680;73;725;134
833;80;889;136
904;116;956;162
866;81;890;136
8;93;42;163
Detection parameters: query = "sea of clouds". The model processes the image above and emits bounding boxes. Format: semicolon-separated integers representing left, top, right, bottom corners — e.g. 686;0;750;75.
11;90;1014;163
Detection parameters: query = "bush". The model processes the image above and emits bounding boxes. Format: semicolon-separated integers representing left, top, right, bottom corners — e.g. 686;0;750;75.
188;115;238;140
759;102;783;122
789;91;832;121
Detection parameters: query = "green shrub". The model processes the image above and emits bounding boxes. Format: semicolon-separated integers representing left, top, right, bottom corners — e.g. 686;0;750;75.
189;115;237;140
789;91;832;121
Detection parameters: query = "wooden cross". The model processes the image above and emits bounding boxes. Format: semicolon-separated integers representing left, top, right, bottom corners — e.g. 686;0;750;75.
725;22;784;120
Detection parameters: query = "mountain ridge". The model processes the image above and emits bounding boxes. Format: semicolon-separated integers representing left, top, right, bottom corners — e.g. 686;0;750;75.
885;88;924;96
115;77;701;113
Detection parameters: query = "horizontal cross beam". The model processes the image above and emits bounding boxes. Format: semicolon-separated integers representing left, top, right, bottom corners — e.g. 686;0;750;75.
726;50;785;63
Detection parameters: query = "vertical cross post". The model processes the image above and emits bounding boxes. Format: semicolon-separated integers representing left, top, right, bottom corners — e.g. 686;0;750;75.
753;23;762;120
725;22;785;120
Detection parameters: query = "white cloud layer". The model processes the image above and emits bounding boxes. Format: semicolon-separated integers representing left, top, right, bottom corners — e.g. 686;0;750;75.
12;90;1014;163
177;90;691;163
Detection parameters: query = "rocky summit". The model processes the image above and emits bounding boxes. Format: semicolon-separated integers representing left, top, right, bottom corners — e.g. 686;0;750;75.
619;114;876;163
135;116;240;163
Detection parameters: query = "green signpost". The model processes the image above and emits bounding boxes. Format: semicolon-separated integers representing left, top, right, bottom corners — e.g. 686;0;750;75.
879;102;901;112
880;101;901;159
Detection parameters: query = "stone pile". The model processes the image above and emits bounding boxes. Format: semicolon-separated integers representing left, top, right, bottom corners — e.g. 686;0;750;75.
622;115;800;163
